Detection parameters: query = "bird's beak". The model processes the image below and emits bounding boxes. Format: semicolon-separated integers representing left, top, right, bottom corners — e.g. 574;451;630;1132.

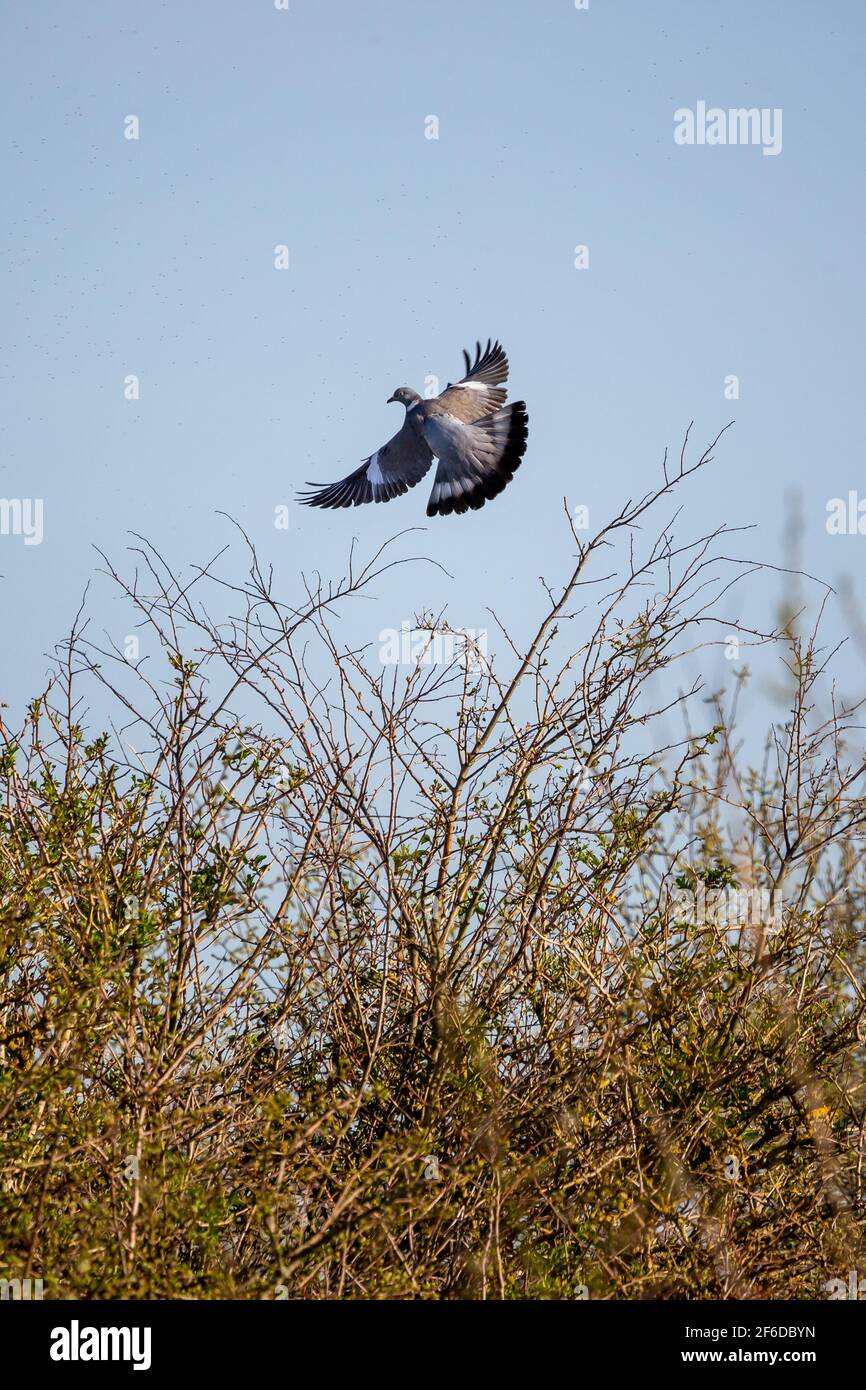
387;394;397;404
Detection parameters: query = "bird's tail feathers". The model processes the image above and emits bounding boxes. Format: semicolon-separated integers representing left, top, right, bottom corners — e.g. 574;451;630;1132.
426;401;528;517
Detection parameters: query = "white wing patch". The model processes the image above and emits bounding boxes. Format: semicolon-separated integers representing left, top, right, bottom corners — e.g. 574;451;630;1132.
367;451;384;485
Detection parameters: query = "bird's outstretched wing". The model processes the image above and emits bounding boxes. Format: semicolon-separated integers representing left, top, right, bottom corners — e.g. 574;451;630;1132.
423;400;528;517
297;421;434;509
437;339;509;422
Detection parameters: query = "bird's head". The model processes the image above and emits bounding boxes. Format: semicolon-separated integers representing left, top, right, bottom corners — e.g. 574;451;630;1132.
387;386;421;410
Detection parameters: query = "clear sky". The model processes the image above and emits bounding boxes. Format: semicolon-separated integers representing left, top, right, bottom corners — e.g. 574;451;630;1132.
3;0;865;725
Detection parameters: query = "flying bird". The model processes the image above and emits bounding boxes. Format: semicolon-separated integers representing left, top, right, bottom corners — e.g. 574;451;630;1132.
297;339;528;517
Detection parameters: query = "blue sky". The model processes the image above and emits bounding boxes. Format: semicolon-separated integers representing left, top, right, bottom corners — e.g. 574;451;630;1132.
3;0;865;725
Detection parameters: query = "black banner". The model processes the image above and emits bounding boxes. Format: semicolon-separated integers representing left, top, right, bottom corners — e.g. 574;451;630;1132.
3;1297;858;1377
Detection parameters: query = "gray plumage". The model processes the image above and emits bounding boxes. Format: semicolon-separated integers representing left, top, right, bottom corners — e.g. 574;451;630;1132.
297;339;528;517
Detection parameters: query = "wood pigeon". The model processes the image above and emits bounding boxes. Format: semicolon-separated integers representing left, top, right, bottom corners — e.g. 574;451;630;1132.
297;340;528;517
